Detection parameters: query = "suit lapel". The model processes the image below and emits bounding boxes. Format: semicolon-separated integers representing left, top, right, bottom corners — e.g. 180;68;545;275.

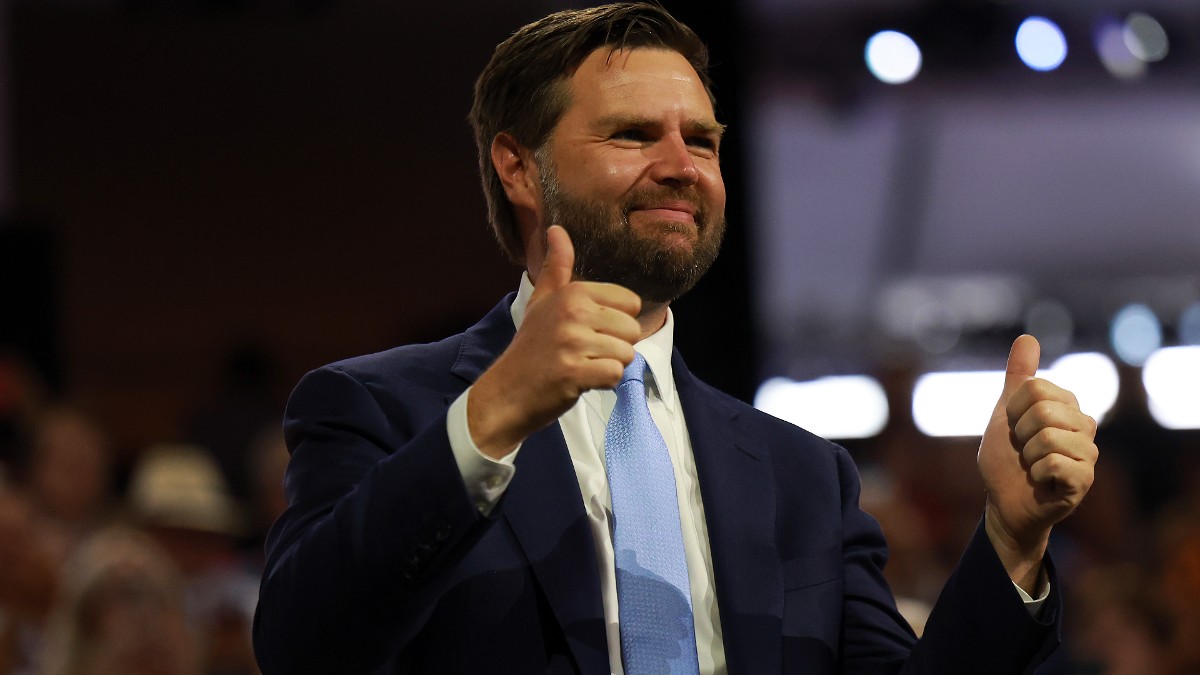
674;352;783;675
449;293;609;675
505;427;610;674
449;293;519;385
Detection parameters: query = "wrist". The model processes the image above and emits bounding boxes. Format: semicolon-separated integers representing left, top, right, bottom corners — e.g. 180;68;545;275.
467;372;525;459
984;501;1048;595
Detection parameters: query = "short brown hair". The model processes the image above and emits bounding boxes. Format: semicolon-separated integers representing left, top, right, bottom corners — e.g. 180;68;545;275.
468;2;713;264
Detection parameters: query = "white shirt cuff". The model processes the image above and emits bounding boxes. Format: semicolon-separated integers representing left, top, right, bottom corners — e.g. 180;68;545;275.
447;387;518;515
1013;567;1051;618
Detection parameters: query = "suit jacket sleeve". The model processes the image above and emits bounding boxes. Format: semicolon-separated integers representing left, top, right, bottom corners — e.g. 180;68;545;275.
253;361;487;674
831;445;1062;675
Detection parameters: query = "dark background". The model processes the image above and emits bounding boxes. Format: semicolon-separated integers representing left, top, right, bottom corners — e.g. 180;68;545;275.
2;0;756;451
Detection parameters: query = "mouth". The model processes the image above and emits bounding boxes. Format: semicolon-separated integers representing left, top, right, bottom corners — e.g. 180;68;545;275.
629;201;699;225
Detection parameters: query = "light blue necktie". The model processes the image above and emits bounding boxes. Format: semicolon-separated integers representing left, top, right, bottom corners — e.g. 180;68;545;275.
605;353;700;675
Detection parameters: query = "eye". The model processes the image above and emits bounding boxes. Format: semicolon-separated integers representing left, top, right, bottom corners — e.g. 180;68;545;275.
686;135;720;158
612;128;652;143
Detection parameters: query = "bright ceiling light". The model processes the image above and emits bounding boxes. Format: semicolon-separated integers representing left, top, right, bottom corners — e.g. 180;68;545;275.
912;352;1119;437
1143;347;1200;429
1043;352;1119;424
1016;16;1068;71
865;30;922;85
755;375;889;439
912;370;1002;437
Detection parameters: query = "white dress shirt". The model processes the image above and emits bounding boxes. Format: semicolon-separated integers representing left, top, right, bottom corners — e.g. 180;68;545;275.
447;274;726;674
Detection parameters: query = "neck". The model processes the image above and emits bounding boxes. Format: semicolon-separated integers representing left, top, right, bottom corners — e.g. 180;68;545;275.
637;301;669;341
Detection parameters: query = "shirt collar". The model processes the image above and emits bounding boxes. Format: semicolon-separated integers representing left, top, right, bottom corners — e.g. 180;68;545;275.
511;273;677;412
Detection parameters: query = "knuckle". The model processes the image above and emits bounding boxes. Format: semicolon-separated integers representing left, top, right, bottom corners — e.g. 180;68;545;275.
547;354;569;382
1025;378;1053;400
1033;426;1060;448
560;298;588;323
1034;399;1059;420
1048;452;1068;471
1036;453;1065;479
563;328;588;352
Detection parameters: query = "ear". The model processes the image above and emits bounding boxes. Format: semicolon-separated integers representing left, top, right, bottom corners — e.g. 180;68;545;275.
491;132;541;215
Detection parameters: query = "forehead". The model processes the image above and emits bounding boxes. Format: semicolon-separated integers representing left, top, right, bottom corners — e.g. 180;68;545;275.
561;47;717;124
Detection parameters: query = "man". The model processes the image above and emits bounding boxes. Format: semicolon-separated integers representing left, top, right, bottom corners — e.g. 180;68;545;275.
253;4;1098;674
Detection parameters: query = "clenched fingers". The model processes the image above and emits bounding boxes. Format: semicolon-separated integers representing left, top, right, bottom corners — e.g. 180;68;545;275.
1006;377;1080;427
1013;398;1097;448
1019;426;1099;468
1027;451;1095;499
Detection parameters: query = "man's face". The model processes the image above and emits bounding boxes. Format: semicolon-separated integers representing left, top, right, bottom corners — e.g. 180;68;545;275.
536;47;726;304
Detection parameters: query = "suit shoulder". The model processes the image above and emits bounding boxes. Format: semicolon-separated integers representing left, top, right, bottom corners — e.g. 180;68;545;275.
312;294;515;389
292;334;469;403
331;336;464;380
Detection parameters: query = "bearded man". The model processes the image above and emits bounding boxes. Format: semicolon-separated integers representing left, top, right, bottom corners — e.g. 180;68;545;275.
253;4;1098;674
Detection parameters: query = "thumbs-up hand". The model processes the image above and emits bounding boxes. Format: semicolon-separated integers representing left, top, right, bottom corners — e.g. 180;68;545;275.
529;224;577;302
978;335;1098;592
468;226;643;458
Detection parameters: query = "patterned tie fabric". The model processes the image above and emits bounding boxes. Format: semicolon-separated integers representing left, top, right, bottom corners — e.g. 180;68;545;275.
605;353;700;675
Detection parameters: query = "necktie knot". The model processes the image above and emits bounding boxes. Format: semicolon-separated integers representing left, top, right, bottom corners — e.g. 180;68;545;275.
620;352;648;388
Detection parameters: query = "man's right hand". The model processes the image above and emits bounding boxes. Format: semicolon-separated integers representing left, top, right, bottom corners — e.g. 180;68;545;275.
467;225;642;458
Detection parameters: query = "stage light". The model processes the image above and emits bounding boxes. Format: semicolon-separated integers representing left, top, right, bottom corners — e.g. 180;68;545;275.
754;375;889;439
1124;12;1169;62
912;370;1000;437
912;353;1119;437
1143;347;1200;429
865;30;922;85
1096;17;1147;81
1016;17;1067;71
1111;303;1162;366
1044;352;1119;425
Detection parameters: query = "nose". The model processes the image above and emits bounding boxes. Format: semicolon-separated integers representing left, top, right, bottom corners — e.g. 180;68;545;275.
647;133;699;187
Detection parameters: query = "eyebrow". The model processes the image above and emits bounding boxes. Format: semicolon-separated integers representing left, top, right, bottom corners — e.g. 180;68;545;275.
596;114;727;138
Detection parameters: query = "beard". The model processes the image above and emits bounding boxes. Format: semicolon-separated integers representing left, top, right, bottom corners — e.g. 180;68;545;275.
538;158;725;305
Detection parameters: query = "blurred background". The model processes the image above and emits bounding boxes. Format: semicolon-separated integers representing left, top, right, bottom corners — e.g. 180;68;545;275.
1;0;1198;673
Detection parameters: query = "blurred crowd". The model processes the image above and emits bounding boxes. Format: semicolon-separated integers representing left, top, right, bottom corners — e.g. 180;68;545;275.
0;345;1197;674
854;361;1200;675
0;349;281;675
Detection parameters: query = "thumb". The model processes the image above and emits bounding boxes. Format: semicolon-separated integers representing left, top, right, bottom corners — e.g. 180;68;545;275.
533;225;575;296
1000;334;1041;401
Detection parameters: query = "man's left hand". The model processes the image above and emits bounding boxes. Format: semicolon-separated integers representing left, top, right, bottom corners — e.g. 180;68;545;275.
977;334;1098;593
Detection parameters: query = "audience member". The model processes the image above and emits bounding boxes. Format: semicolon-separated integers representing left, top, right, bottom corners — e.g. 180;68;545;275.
127;444;259;675
37;526;203;675
26;405;116;560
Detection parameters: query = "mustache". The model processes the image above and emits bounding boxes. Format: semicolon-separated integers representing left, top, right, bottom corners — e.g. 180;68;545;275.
622;187;707;223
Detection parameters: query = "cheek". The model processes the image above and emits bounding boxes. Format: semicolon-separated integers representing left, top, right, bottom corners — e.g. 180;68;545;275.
563;153;638;195
701;166;726;208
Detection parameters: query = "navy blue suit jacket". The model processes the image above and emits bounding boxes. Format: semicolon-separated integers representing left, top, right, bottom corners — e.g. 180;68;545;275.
254;294;1061;674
